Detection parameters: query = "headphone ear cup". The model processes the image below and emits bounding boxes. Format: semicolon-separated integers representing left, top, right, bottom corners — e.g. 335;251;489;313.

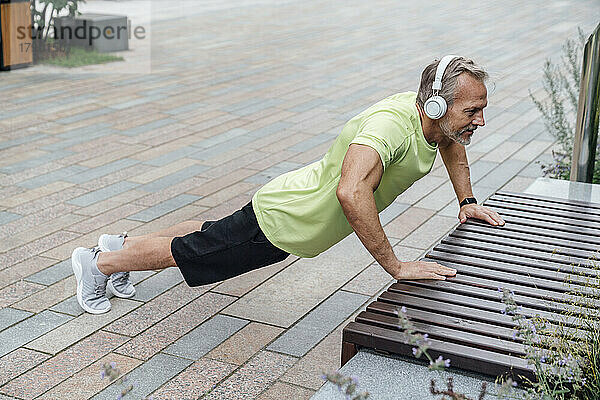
424;95;448;120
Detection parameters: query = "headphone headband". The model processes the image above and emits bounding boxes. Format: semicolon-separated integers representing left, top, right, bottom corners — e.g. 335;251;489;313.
432;54;458;92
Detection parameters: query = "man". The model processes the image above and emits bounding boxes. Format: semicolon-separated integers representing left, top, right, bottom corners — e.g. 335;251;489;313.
72;56;505;314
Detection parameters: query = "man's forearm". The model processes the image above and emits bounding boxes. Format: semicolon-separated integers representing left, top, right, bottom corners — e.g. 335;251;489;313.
439;142;474;203
338;191;399;276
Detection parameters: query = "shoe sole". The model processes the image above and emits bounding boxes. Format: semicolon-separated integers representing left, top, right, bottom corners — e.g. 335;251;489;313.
71;247;111;315
98;236;136;299
106;279;136;298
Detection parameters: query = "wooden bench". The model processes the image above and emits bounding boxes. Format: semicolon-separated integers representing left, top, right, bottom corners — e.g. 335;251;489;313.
341;190;600;382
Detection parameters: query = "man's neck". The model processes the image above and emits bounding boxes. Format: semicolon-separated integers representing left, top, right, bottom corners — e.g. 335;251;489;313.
416;103;451;148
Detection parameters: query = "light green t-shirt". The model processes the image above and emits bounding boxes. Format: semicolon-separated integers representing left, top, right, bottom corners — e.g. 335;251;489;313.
252;91;438;258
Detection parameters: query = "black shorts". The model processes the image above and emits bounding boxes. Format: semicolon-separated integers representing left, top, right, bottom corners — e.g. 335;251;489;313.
171;201;290;287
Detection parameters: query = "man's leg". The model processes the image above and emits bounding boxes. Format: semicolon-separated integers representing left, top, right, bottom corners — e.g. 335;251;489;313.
96;236;176;276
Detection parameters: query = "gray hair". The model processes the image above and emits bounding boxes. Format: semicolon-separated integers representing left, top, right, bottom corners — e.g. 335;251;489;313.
416;57;488;109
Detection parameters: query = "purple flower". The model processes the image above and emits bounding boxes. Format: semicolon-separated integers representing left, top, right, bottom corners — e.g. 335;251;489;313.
412;347;418;356
444;358;451;368
110;361;117;369
400;306;407;313
512;381;518;387
101;371;105;379
422;334;429;340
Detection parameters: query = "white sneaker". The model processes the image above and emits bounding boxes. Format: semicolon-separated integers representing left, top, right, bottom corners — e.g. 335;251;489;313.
72;247;111;314
98;232;136;299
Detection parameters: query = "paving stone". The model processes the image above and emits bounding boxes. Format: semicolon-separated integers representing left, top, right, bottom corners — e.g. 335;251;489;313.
48;295;86;317
379;202;410;226
149;358;237;400
511;140;553;161
510;120;545;142
0;348;51;387
35;353;142;400
222;234;372;328
120;118;178;136
468;133;511;153
383;207;435;240
501;175;537;192
0;330;129;399
0;257;59;289
0;134;46;151
90;353;193;400
0;181;73;208
244;161;304;184
126;267;185;302
63;158;140;184
115;292;236;360
212;255;300;298
66;181;141;207
128;194;201;222
470;159;499;183
414;181;455;211
257;381;315;400
22;259;71;286
478;159;529;190
164;314;249;359
25;299;139;355
138;165;208;192
395;175;447;205
0;150;73;175
0;310;72;357
480;141;523;163
110;94;166;110
0;212;20;225
279;314;356;390
267;290;368;357
287;132;336;153
0;213;87;253
142;146;202;167
11;275;76;313
15;166;87;189
400;215;459;250
0;308;32;332
206;321;285;366
55;107;114;125
130;159;197;184
104;281;211;336
0;280;45;308
189;135;258;161
203;350;297;400
164;102;206;115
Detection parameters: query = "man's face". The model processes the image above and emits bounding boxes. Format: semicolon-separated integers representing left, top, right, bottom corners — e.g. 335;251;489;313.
439;73;487;146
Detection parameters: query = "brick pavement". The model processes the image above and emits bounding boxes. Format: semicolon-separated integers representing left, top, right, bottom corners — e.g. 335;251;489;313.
0;0;599;398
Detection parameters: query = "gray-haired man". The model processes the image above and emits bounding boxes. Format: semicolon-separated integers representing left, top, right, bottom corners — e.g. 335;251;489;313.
72;56;505;314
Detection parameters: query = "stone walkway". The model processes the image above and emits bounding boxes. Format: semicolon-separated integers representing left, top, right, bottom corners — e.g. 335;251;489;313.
0;0;598;399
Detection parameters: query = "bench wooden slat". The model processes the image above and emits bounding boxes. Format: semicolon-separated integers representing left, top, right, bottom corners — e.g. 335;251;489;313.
490;193;600;217
341;191;599;383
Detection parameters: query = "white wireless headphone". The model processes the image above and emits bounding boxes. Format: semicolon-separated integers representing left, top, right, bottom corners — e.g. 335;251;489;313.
423;55;458;119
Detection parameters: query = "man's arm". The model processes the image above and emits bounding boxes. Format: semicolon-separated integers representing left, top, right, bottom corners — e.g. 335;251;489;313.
337;144;456;280
439;141;504;225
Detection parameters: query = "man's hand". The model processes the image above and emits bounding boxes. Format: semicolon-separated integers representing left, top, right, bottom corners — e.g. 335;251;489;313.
459;204;505;226
392;260;457;281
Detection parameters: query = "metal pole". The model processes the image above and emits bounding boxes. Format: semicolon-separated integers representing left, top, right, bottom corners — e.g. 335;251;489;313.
570;22;600;183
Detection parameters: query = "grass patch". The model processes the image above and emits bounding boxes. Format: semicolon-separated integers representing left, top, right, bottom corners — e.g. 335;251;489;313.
41;46;124;68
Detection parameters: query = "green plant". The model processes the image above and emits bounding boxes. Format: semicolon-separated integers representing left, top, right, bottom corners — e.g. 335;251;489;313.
495;254;600;399
530;27;600;183
100;362;153;400
31;0;86;62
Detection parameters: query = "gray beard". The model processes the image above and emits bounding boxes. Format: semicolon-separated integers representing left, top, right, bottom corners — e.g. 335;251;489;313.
440;119;472;146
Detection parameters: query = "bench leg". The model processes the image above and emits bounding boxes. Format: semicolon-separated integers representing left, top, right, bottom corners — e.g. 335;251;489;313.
341;341;357;367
